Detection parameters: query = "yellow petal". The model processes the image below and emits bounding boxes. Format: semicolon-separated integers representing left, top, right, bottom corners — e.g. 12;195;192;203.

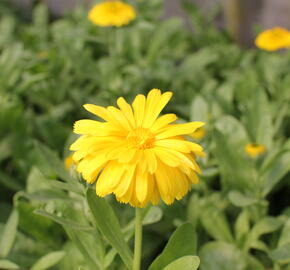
132;94;146;127
156;122;204;139
150;114;177;132
136;172;148;203
117;97;136;128
143;90;172;128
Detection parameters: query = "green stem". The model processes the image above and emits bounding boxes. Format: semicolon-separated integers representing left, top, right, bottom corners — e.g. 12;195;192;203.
133;208;143;270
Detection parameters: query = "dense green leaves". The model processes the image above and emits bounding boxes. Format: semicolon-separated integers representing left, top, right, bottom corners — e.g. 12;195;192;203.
200;242;246;270
1;1;290;269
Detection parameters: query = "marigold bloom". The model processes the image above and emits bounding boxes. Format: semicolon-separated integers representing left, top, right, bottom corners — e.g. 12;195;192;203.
190;127;206;140
245;143;266;158
70;89;205;207
88;1;136;27
255;27;290;51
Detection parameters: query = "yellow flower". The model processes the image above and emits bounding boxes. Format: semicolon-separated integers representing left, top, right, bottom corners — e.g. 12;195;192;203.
64;154;74;169
190;126;206;140
88;1;136;27
70;89;205;207
255;27;290;51
245;143;266;158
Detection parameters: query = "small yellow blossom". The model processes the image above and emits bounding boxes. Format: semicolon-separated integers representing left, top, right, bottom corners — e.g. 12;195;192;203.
255;27;290;51
190;126;206;140
65;154;74;169
70;89;205;207
88;1;136;27
245;143;266;158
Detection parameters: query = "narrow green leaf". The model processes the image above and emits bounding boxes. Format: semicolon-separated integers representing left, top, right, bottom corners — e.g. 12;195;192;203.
0;209;18;258
228;191;258;207
143;206;163;225
268;243;290;264
34;141;72;183
86;189;133;269
163;256;200;270
148;223;197;270
201;206;234;243
0;260;19;269
234;210;249;243
65;228;100;270
30;251;65;270
261;150;290;196
34;209;94;231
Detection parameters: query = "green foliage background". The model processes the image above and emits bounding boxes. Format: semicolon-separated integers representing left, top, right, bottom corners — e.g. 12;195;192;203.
0;0;290;269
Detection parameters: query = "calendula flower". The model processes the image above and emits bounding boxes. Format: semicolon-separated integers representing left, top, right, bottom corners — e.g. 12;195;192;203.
70;89;205;207
64;154;74;170
88;1;136;27
245;143;266;158
255;27;290;51
190;126;206;140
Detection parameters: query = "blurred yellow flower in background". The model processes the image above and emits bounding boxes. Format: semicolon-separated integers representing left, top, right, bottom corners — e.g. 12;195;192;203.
64;154;74;169
245;143;266;158
88;1;136;27
190;126;206;140
70;89;205;207
255;27;290;51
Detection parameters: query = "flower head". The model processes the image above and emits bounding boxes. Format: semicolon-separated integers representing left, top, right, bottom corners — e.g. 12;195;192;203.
245;143;266;158
88;1;136;27
70;89;205;207
190;126;206;140
255;27;290;51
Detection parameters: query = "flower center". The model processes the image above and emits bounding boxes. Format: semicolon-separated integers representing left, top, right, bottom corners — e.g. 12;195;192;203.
127;128;155;149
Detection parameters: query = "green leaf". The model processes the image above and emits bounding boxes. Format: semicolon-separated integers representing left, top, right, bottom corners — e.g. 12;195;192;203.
163;255;200;270
278;218;290;247
33;141;72;184
190;95;208;122
261;150;290;196
245;217;283;251
0;209;18;258
34;209;94;231
0;260;19;269
30;251;65;270
234;210;249;243
65;228;100;270
228;191;258;207
148;223;197;270
147;18;182;63
201;206;233;243
200;242;246;270
143;206;163;225
268;243;290;264
86;189;133;269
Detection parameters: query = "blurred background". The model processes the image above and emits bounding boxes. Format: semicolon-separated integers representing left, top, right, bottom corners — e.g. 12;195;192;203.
11;0;290;46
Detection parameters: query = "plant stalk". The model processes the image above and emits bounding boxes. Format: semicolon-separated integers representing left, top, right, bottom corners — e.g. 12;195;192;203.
132;208;142;270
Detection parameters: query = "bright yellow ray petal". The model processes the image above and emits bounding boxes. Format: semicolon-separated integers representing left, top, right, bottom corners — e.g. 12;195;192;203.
96;161;125;196
136;172;148;203
117;97;136;128
150;114;177;132
156;122;204;139
132;94;146;127
143;91;173;128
